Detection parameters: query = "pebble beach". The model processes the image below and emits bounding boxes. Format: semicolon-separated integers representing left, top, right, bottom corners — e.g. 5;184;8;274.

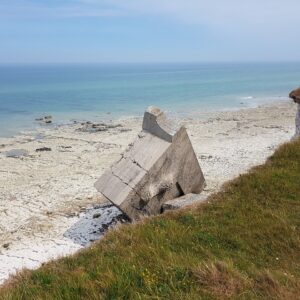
0;100;296;284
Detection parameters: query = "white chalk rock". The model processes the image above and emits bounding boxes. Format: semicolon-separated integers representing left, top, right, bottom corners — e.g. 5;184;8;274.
295;104;300;139
95;106;206;221
289;88;300;139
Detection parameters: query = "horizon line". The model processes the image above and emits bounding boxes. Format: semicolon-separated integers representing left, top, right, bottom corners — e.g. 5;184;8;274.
1;60;300;67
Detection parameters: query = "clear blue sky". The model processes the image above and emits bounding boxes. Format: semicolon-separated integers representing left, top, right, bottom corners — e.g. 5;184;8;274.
1;0;300;64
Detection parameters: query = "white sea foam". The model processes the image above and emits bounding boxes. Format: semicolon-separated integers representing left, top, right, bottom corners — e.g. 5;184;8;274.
240;96;254;100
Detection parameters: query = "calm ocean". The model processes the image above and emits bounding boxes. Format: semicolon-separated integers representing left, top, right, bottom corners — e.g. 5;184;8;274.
0;63;299;137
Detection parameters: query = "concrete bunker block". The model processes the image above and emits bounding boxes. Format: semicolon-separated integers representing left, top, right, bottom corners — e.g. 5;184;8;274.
95;106;206;221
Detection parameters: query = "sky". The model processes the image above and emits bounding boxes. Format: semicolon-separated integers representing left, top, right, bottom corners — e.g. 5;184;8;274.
1;0;300;64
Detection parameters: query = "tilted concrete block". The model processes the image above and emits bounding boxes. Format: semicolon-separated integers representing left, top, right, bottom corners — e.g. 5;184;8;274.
95;106;206;221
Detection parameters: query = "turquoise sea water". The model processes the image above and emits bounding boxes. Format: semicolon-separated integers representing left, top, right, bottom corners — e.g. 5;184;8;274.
0;63;299;137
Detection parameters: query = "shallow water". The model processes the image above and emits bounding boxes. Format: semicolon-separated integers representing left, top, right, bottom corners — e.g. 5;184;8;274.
0;62;299;137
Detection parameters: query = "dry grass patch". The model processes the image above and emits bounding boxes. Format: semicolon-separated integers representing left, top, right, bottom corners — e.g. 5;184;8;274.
192;261;250;298
253;271;300;300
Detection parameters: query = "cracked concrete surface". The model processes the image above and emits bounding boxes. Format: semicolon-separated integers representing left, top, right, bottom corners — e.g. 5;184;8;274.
95;107;205;220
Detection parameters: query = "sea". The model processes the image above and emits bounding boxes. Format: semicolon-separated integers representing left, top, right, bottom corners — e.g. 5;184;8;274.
0;62;299;137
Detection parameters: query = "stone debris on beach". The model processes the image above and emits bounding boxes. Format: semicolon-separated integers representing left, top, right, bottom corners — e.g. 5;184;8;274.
2;244;10;249
95;106;206;221
36;147;52;152
77;121;123;133
162;193;208;212
35;115;52;124
5;149;29;158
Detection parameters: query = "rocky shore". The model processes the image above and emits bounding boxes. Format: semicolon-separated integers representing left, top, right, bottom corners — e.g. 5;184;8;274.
0;100;296;284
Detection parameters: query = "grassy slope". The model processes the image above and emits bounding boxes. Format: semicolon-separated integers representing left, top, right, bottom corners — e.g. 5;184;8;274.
1;140;300;300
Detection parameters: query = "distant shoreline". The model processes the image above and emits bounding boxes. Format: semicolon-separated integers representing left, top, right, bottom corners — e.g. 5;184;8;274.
0;97;291;139
1;62;298;138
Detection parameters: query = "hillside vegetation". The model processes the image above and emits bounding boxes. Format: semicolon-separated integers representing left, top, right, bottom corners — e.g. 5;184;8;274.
1;139;300;300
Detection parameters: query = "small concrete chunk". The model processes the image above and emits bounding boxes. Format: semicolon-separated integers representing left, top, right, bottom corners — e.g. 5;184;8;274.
162;193;208;212
95;106;206;221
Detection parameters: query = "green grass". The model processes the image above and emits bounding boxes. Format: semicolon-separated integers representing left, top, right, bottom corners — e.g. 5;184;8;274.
1;139;300;300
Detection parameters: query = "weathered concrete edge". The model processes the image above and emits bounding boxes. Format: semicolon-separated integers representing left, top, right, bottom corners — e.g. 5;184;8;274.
142;107;180;142
162;193;208;212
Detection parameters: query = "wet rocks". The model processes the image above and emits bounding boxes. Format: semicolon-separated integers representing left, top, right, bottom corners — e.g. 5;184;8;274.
119;128;132;133
77;121;123;133
5;149;29;158
2;243;10;249
58;145;72;153
93;213;102;219
35;115;52;124
36;147;52;152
